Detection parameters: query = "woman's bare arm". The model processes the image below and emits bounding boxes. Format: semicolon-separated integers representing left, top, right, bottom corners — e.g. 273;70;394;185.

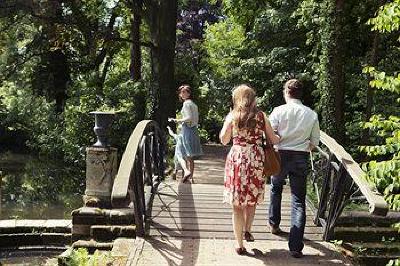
220;113;233;145
264;112;280;144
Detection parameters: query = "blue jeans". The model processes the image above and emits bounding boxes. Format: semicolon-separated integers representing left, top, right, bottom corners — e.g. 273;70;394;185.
268;150;309;252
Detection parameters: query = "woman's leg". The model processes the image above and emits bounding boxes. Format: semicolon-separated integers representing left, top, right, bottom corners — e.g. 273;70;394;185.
232;205;245;248
188;157;194;174
244;205;256;233
177;157;190;178
188;157;194;182
183;157;194;182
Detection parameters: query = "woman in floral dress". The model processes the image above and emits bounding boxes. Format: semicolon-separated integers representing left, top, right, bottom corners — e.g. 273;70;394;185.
220;84;280;255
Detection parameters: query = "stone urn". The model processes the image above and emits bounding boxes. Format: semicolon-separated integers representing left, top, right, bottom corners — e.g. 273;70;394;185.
90;111;116;147
84;111;118;208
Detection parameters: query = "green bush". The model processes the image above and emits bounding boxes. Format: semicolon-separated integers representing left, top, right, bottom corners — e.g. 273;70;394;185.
64;248;112;266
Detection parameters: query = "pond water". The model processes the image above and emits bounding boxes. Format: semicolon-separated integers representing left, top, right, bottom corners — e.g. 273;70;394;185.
0;250;60;265
0;152;84;219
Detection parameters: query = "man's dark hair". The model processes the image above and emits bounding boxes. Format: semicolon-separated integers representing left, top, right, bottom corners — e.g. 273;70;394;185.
284;79;303;99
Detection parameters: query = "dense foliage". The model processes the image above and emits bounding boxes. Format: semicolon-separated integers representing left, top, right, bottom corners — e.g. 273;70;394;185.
0;1;179;161
361;2;400;265
360;0;400;211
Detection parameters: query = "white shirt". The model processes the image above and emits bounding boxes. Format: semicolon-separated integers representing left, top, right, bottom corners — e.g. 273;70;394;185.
269;99;320;152
181;99;199;127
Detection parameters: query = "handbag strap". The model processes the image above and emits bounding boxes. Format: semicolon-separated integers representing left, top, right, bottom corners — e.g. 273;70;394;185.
261;112;273;146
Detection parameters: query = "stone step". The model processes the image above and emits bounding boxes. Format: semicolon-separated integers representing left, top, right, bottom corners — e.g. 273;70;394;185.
0;233;71;248
90;225;136;242
336;211;400;227
71;207;134;226
71;239;114;253
343;241;400;254
355;255;399;266
339;242;400;266
72;207;135;241
334;227;399;242
0;247;65;265
73;223;136;242
0;219;71;234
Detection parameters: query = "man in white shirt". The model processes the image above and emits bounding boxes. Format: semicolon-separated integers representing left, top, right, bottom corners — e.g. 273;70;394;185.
267;79;320;258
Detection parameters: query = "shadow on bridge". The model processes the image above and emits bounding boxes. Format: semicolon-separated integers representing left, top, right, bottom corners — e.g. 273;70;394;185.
146;182;200;266
134;144;352;266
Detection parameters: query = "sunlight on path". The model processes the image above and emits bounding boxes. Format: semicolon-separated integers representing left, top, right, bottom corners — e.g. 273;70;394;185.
130;144;352;266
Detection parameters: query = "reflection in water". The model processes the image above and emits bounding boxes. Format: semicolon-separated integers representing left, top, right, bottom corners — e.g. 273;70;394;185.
0;250;60;265
0;152;84;219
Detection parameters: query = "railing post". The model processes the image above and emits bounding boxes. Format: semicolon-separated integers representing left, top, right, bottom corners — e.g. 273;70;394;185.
131;153;145;237
314;154;333;226
323;165;352;240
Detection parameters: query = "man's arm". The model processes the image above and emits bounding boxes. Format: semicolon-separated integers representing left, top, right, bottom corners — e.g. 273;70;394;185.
309;116;320;151
268;108;279;131
220;113;233;145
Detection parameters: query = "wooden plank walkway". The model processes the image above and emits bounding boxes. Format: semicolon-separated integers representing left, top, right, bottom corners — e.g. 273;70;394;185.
131;144;352;266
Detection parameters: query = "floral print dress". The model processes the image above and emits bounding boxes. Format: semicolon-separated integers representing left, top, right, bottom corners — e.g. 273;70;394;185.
223;111;266;206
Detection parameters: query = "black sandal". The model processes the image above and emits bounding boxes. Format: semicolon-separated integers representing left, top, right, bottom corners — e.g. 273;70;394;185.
182;172;191;183
244;231;255;242
235;247;247;255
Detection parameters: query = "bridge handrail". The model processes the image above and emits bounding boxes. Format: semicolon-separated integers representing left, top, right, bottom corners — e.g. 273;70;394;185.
112;120;154;202
111;120;164;237
318;131;388;216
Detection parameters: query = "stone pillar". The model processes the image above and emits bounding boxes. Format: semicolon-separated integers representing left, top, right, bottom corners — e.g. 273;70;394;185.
84;146;118;208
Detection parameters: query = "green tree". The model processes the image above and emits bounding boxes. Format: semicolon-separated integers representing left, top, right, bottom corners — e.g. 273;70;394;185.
201;0;311;140
361;2;400;264
0;0;180;160
361;0;400;210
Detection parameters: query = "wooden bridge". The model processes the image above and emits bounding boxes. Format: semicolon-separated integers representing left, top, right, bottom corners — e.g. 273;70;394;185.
68;120;397;265
129;145;351;265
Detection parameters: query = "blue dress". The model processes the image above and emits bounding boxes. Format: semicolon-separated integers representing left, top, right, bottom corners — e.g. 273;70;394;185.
180;100;203;159
173;134;186;170
181;123;203;159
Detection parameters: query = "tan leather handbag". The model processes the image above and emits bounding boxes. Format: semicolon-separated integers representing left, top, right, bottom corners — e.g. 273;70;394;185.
262;113;281;176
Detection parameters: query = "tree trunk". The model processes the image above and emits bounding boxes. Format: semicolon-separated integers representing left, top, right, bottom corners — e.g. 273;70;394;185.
331;0;346;144
145;0;178;129
49;49;70;113
42;1;70;113
362;0;384;145
129;1;146;121
129;1;142;81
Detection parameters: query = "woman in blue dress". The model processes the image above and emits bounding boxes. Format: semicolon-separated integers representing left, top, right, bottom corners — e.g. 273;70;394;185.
169;85;203;183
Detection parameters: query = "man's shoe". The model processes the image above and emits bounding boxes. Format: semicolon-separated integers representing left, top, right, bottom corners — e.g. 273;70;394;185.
290;251;303;258
269;225;282;235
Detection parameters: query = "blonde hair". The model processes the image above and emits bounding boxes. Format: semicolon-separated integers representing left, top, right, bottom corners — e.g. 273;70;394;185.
232;84;258;129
